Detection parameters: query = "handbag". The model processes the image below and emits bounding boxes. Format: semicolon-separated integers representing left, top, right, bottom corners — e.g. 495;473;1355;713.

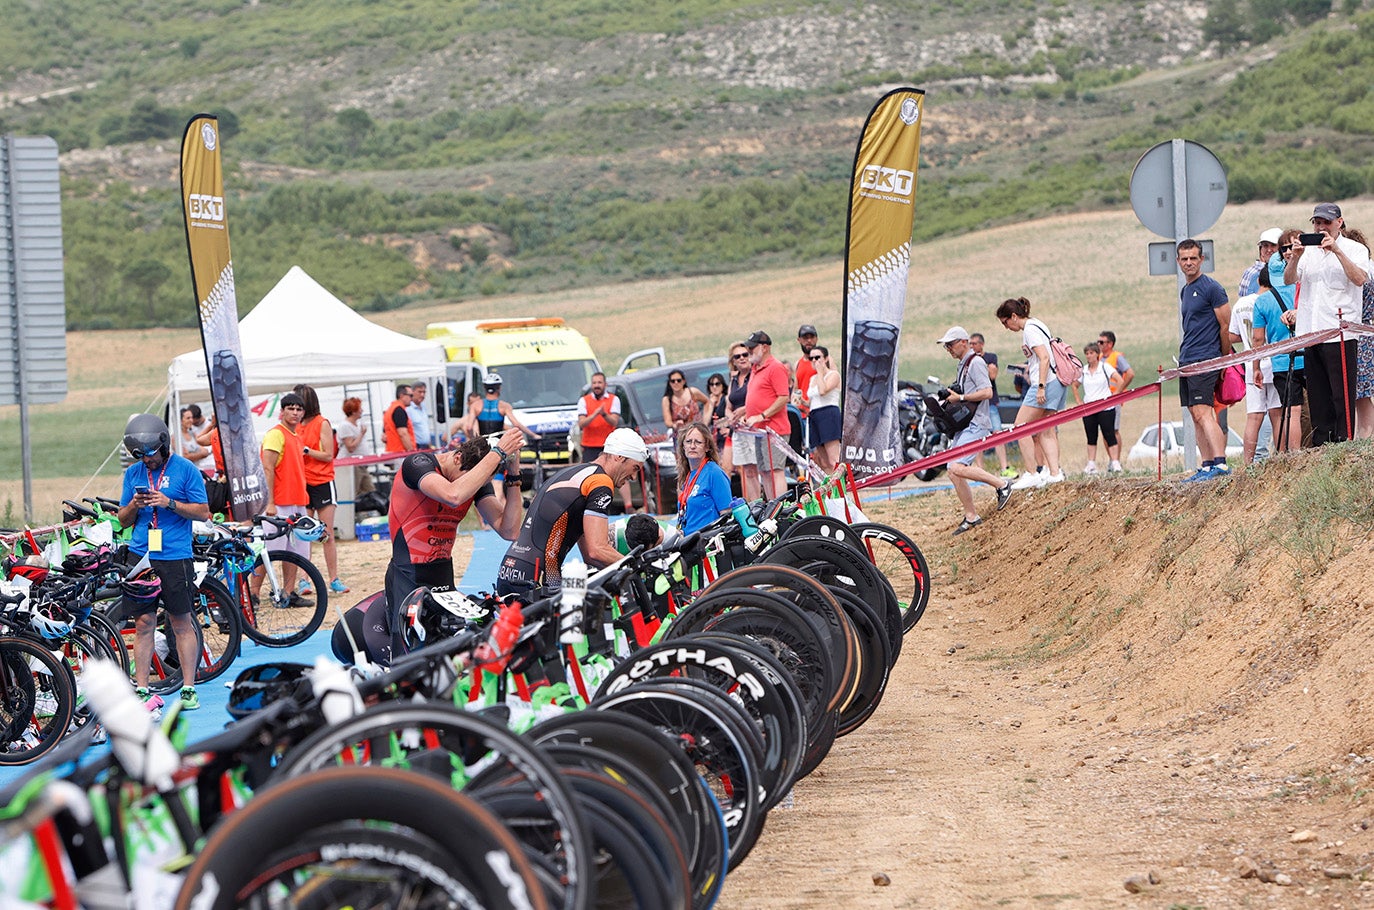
1215;363;1246;406
204;475;230;517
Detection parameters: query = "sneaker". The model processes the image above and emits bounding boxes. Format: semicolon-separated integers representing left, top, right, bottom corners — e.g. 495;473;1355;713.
1009;471;1046;491
179;687;201;711
295;579;314;597
999;467;1018;479
995;483;1014;511
1211;462;1231;476
952;516;983;536
287;592;315;608
1107;461;1123;473
1083;461;1098;475
329;577;350;594
136;687;164;721
1045;472;1066;484
1180;466;1216;483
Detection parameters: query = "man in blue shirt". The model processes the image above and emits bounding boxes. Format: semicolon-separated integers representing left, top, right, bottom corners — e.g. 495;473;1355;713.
1176;239;1232;482
117;414;210;712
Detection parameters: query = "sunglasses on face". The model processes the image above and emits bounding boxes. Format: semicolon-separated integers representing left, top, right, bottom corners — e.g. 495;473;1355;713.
809;355;824;361
732;353;748;360
670;377;684;384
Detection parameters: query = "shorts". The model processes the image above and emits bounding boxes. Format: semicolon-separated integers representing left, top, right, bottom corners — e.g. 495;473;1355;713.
124;557;195;618
307;481;336;511
266;504;310;559
732;428;789;470
1245;380;1280;414
951;425;991;466
808;405;842;447
1179;371;1220;408
1020;378;1068;412
1273;369;1305;407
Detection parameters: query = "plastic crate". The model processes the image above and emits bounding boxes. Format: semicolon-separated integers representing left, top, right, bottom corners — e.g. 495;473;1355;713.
355;519;389;542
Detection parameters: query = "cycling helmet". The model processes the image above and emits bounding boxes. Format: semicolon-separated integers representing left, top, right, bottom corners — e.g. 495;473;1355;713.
2;554;49;586
27;609;72;642
119;570;161;604
482;371;503;390
397;587;468;656
63;545;113;576
290;515;326;542
226;662;312;720
123;413;170;460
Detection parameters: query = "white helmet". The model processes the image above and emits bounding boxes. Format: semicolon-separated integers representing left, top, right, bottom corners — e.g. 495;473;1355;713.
482;372;503;389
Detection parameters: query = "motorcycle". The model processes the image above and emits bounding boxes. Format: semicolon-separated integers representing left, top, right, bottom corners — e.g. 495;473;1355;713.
898;377;953;482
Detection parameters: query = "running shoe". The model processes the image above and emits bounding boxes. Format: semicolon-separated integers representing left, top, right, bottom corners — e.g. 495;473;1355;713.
1083;461;1098;475
288;592;315;608
1212;462;1232;476
953;516;983;535
999;467;1018;479
1045;472;1066;484
179;687;200;711
1181;466;1216;483
996;483;1014;511
136;687;164;721
1107;461;1123;473
295;579;314;597
1009;471;1047;491
329;577;350;594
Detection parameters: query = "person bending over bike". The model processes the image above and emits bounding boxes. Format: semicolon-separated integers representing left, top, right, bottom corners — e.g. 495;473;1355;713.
495;427;649;596
331;429;524;665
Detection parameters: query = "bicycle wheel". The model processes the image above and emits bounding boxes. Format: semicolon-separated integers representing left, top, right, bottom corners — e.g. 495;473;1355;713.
852;522;932;632
153;576;242;693
174;765;547;910
240;549;328;647
80;612;130;676
828;588;892;736
0;636;77;765
273;702;590;910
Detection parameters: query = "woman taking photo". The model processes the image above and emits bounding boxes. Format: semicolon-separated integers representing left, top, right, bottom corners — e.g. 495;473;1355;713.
997;296;1066;489
805;345;842;473
662;369;708;434
675;422;734;534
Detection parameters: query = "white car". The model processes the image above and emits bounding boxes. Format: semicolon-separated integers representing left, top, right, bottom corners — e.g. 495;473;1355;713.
1126;421;1245;463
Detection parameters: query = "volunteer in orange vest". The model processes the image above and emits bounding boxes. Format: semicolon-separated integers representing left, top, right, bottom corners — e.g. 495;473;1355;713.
294;383;348;596
383;384;416;454
577;371;621;460
251;391;312;606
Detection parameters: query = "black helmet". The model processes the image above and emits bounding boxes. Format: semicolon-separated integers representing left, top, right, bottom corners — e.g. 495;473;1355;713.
124;413;170;460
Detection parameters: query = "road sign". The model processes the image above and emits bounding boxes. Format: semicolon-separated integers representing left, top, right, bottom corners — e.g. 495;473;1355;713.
1130;139;1227;239
1148;240;1214;276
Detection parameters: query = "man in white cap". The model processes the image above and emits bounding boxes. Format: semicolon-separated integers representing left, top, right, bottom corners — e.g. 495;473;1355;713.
496;427;649;594
1284;202;1373;444
936;326;1013;534
1239;228;1282;298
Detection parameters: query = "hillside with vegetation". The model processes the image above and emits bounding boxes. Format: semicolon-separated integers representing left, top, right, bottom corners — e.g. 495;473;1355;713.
1;0;1373;328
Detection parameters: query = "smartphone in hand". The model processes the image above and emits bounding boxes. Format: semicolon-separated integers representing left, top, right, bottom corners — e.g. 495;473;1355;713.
1299;232;1325;246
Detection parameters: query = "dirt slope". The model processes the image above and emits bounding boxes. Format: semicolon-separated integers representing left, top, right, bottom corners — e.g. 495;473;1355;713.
716;444;1374;909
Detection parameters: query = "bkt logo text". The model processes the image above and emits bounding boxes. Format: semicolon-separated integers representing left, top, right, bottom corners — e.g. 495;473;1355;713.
860;166;914;197
189;194;225;222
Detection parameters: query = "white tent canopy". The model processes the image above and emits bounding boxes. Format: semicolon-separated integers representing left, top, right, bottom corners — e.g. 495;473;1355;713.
168;266;445;399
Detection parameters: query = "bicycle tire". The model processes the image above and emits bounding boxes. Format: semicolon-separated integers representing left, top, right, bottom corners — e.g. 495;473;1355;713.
0;636;78;765
828;588;893;736
174;765;547;910
851;521;932;632
273;702;590;910
80;612;130;677
239;549;328;647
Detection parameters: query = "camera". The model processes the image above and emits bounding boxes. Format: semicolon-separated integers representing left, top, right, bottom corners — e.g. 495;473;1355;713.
1299;232;1325;246
936;382;963;401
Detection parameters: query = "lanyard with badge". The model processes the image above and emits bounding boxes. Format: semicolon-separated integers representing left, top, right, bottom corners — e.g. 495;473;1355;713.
676;460;708;529
146;463;167;553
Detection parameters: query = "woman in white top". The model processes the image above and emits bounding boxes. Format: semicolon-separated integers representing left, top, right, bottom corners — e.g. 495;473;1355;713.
178;407;213;475
805;345;842;473
996;296;1066;489
1072;342;1121;475
336;396;375;495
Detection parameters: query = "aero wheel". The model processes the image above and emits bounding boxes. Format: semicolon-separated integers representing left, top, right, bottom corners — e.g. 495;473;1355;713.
851;522;931;632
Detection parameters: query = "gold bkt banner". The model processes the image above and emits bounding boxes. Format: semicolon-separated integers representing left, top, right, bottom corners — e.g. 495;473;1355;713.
180;114;267;517
841;88;924;480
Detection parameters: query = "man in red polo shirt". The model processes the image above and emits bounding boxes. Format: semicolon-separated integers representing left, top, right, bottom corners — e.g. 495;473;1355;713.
736;330;791;500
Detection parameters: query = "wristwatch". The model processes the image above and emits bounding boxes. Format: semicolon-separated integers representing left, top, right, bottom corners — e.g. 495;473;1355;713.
1037;383;1045;389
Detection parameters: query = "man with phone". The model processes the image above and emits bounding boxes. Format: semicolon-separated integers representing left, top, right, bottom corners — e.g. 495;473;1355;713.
117;414;211;713
1283;202;1374;444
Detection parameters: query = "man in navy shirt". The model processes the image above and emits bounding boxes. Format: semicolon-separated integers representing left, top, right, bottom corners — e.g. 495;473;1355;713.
1176;239;1232;482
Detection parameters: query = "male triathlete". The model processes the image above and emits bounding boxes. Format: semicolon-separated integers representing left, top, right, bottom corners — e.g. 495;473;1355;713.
331;427;523;664
496;427;648;596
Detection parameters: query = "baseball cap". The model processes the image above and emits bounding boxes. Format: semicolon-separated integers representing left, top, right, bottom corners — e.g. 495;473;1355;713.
745;331;772;348
1258;228;1282;245
936;326;970;346
602;428;648;462
1312;202;1342;222
797;324;818;337
280;392;305;409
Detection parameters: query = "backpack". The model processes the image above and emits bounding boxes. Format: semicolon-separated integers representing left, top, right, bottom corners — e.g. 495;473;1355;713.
1034;323;1083;386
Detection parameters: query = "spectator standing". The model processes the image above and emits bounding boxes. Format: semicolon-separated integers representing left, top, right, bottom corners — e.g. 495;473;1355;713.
407;382;435;449
997;297;1067;489
1073;342;1121;475
935;327;1013;534
1284;203;1373;444
721;343;751;479
336;396;375;496
382;384;416;454
969;332;1013;478
1175;239;1232;481
578;371;634;514
704;372;729;452
675;422;734;534
117;414;210;712
735;331;791;501
251;392;312;604
661;369;708;434
805;345;842;474
792;325;819;452
178;406;213;476
1096;331;1134;472
1239;228;1282;297
1227;285;1275;465
1252;258;1305;454
1339;226;1374;439
294;383;347;595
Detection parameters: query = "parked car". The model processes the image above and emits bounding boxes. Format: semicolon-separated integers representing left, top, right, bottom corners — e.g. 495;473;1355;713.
594;357;732;513
1126;421;1245;463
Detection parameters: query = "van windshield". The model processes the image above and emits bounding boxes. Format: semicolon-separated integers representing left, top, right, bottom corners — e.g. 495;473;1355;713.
496;359;598;410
